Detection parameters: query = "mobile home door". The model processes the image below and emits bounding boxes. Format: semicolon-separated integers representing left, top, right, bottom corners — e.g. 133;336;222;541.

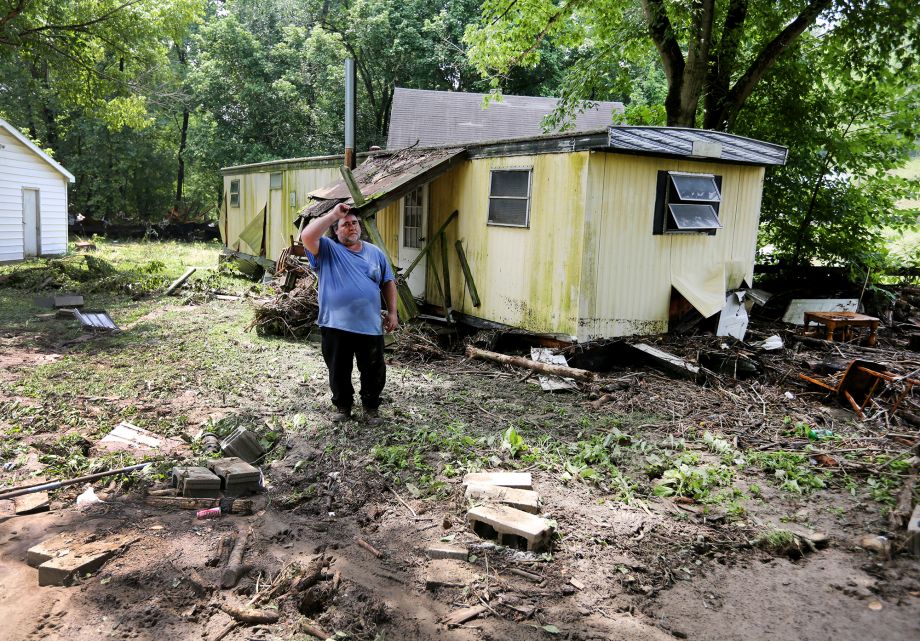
398;185;427;298
22;188;40;257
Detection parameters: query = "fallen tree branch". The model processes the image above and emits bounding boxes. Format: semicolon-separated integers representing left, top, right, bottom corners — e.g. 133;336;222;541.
465;346;595;382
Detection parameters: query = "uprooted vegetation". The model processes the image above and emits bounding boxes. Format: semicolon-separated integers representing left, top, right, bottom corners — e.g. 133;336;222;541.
1;241;918;641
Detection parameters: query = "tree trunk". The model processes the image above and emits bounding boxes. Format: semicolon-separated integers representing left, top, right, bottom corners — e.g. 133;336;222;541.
706;0;831;130
175;108;189;210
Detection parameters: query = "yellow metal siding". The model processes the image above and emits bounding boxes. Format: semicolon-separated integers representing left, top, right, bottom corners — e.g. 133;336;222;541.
224;164;341;261
428;153;589;336
579;153;766;340
374;201;401;260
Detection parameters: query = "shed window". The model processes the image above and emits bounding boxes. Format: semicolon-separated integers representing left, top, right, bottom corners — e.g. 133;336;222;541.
654;171;722;235
488;169;531;227
270;172;282;190
229;180;240;207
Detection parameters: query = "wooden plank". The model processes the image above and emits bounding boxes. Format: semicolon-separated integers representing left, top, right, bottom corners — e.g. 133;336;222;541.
339;165;367;206
363;217;418;321
165;267;196;296
440;232;452;319
454;239;480;307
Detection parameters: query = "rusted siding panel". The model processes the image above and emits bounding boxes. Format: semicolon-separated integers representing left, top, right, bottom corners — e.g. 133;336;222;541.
428;153;589;336
579;153;765;340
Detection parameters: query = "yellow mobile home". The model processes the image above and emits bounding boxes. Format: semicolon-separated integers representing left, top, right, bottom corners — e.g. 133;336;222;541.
300;126;786;341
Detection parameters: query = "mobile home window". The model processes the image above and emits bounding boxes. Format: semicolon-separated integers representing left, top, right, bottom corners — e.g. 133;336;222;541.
229;179;240;207
269;172;282;190
653;171;722;235
487;169;532;228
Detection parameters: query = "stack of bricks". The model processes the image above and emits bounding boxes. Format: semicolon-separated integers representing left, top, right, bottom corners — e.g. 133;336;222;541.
207;457;261;497
462;472;553;552
171;466;222;498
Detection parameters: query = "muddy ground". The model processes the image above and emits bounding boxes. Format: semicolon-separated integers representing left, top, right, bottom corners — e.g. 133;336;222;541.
0;246;918;641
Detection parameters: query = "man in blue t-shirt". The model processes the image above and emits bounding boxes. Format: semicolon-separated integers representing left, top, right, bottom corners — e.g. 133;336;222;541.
301;202;397;425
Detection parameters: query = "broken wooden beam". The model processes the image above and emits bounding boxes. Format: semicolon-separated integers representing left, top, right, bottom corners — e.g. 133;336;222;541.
165;267;197;296
143;496;253;515
441;604;488;626
221;529;250;588
440;232;452;318
362;216;418;321
455;239;480;307
465;346;594;382
403;210;459;280
631;343;700;380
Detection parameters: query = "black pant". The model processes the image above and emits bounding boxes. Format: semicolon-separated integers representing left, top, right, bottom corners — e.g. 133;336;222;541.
320;327;386;411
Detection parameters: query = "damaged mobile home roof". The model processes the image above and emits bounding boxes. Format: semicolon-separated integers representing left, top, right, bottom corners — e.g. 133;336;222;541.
300;146;466;218
296;126;786;220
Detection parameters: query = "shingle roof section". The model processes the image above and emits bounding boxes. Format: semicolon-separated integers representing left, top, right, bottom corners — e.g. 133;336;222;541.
387;88;624;149
607;126;787;166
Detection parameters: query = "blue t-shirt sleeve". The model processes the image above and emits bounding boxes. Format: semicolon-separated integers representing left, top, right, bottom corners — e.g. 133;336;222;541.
380;250;395;283
305;235;330;270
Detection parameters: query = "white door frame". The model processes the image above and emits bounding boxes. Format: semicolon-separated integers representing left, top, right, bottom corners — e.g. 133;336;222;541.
22;188;40;258
398;184;428;299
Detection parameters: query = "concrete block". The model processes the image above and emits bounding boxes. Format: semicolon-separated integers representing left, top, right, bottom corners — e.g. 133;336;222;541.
36;535;137;586
462;472;532;490
27;532;78;568
14;491;50;515
220;428;265;464
208;457;261;496
425;559;476;590
465;483;540;513
466;504;553;552
171;466;221;498
54;295;84;308
425;543;468;561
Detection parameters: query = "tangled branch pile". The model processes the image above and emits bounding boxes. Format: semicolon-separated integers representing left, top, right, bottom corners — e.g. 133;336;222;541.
248;272;319;338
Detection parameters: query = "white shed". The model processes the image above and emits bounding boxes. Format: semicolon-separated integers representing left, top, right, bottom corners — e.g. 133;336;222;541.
0;118;75;262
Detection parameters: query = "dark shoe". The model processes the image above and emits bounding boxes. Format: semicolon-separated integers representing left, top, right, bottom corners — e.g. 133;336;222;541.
363;408;384;427
331;407;352;423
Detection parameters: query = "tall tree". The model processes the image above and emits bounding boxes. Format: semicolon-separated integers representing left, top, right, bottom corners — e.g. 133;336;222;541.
465;0;919;130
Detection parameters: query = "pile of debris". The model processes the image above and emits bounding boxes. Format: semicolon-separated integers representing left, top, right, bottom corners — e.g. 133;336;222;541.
248;272;319;338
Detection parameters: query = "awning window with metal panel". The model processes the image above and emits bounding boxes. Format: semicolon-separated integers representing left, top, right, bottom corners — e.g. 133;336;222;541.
654;171;722;235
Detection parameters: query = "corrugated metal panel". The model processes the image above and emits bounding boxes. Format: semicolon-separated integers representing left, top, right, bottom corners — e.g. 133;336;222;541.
607;127;787;166
428;153;589;336
578;153;765;340
388;88;624;149
73;309;119;331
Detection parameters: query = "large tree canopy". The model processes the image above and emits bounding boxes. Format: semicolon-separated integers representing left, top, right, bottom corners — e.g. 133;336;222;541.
465;0;919;130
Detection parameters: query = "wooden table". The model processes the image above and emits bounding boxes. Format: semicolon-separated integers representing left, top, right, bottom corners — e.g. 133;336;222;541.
803;311;880;346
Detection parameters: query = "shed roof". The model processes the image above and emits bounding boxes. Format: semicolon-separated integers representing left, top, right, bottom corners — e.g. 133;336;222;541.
0;118;75;182
606;126;787;166
386;88;624;149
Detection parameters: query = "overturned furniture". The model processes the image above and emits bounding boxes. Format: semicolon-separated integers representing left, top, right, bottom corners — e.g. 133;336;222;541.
800;359;919;419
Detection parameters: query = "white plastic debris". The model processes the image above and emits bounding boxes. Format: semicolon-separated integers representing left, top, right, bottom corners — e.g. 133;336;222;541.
754;335;784;351
76;484;104;506
784;391;796;400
